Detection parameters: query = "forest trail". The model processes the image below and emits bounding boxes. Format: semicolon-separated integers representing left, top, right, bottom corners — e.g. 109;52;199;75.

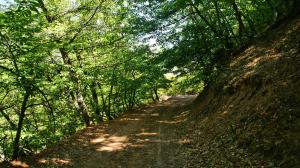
2;7;299;168
11;95;196;168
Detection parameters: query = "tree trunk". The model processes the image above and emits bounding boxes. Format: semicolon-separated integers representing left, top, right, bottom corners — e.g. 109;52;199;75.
38;0;90;127
151;93;156;102
107;84;113;120
128;88;136;109
230;0;246;37
265;0;278;25
241;13;257;36
153;85;159;101
60;49;90;127
213;0;222;34
189;1;219;37
123;89;129;109
76;92;90;126
90;80;102;122
218;10;240;46
12;91;30;160
0;108;17;130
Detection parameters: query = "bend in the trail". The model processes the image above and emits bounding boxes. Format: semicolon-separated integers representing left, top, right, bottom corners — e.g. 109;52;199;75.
20;95;196;168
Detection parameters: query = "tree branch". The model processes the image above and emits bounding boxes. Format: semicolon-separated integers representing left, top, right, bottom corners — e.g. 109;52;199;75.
68;2;103;44
0;65;17;75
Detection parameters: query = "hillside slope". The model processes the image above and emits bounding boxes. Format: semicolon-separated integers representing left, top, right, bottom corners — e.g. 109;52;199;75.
183;15;300;167
2;13;299;168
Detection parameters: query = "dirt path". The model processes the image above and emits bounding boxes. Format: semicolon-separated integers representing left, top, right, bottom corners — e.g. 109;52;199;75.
17;95;195;168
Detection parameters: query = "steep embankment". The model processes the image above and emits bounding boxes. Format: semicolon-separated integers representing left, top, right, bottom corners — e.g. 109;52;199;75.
183;16;300;167
3;13;299;168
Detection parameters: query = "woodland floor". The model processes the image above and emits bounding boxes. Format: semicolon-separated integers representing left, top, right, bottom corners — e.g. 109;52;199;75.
8;95;197;168
4;12;300;168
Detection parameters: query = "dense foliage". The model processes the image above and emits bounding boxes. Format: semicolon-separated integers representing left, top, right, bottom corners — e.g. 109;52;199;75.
0;0;297;160
130;0;298;85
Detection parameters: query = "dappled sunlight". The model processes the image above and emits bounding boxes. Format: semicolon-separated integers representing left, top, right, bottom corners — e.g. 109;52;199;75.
97;143;128;152
177;139;192;145
246;52;281;68
136;138;171;143
150;113;159;117
157;110;189;125
216;104;236;117
157;120;183;124
91;137;106;144
160;94;172;101
242;70;256;79
7;95;196;167
124;114;148;117
136;132;159;137
230;45;282;76
222;110;229;116
246;57;265;68
119;111;159;120
91;135;129;152
120;118;140;121
227;43;286;89
38;158;72;165
10;160;30;168
230;45;256;67
148;139;171;143
174;111;190;119
129;144;145;148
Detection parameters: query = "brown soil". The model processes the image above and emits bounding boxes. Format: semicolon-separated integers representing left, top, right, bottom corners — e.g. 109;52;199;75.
4;12;300;168
6;95;196;168
183;15;300;167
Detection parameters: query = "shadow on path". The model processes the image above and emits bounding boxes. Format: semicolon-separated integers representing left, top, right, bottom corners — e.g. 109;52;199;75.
9;95;196;168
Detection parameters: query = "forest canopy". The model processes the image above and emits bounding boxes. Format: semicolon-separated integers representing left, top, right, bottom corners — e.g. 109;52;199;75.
0;0;298;160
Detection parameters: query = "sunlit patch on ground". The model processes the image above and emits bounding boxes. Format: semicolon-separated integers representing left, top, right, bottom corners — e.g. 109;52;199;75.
9;95;196;167
136;139;171;143
135;132;159;136
38;158;72;165
160;94;171;101
96;142;127;152
91;135;129;152
177;139;192;145
246;52;281;68
124;114;148;117
157;120;182;124
157;111;189;125
90;137;106;144
174;111;189;119
129;144;145;148
10;160;30;168
120;118;140;121
150;113;159;117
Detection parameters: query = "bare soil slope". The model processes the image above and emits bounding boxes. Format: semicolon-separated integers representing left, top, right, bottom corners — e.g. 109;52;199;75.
4;13;300;168
183;15;300;167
